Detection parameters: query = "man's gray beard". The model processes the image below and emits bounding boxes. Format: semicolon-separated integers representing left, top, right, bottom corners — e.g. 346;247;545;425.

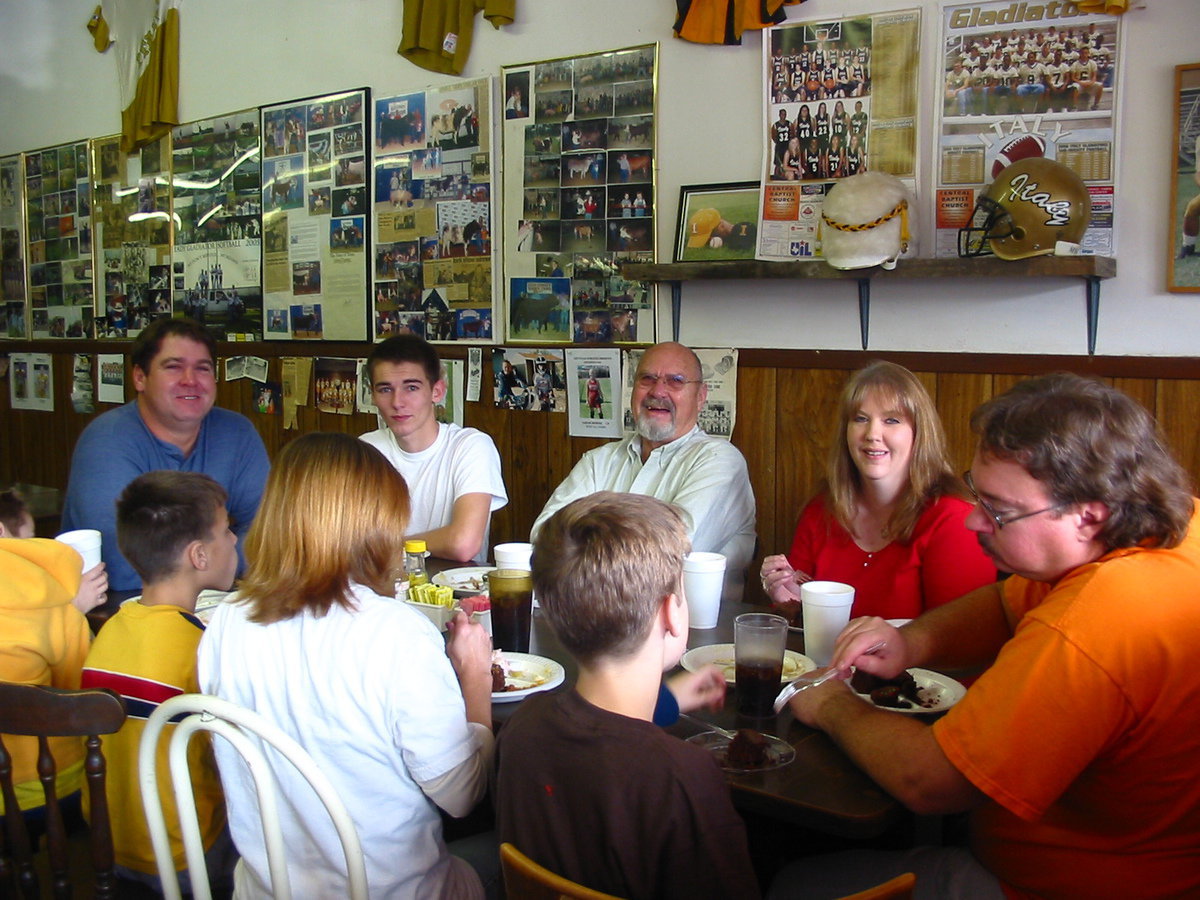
636;410;676;443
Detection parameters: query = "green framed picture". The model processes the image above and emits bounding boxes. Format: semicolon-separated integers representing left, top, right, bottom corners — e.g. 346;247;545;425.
1169;62;1200;293
674;181;760;262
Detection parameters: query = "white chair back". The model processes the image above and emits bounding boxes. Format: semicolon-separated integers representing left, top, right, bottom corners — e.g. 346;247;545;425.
138;693;368;900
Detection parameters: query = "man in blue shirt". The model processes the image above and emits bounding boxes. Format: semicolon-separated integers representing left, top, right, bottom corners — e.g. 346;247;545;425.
62;318;269;590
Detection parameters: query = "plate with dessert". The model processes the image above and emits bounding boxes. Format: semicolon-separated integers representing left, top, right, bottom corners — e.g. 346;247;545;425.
680;645;815;685
686;728;796;775
433;566;495;594
850;667;965;714
491;651;565;703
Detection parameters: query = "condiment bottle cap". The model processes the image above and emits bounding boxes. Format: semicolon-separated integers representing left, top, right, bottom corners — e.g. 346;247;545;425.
404;539;427;554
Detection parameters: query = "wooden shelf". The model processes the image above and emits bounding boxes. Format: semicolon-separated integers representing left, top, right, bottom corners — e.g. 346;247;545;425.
622;256;1117;354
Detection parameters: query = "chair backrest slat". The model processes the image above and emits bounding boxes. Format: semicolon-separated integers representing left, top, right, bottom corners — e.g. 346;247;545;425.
0;682;126;899
140;693;368;900
499;842;625;900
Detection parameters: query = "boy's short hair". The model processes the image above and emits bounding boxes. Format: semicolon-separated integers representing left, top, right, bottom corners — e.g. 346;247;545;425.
0;487;29;535
366;333;442;386
116;472;228;585
532;492;690;664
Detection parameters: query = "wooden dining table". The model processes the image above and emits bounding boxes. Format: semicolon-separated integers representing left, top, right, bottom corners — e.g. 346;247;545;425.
91;555;902;840
498;591;902;841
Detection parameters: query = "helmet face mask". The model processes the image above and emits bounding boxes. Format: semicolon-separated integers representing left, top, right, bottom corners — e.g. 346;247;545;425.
958;196;1015;257
957;157;1091;261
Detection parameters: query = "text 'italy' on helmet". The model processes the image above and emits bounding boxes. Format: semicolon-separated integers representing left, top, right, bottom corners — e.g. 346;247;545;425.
820;172;914;270
958;157;1091;260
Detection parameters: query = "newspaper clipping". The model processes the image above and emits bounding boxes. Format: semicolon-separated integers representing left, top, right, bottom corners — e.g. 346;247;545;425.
566;347;622;438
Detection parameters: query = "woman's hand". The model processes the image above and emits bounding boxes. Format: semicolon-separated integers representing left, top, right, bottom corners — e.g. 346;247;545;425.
446;612;493;729
759;554;810;605
71;563;108;615
446;611;492;681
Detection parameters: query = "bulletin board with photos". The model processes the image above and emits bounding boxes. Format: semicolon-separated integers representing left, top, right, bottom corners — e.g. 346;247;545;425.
1;154;27;338
90;134;174;338
372;76;497;343
501;44;658;346
170;108;264;340
23;138;96;338
260;88;371;342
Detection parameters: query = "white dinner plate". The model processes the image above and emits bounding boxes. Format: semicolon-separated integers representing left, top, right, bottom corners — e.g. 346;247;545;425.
432;566;494;594
680;644;815;685
492;652;565;703
854;667;966;715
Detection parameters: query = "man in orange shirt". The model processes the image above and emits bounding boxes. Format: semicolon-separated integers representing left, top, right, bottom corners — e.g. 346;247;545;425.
777;374;1200;900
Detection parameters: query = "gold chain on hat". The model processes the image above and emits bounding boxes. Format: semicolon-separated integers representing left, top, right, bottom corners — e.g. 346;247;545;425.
820;199;910;251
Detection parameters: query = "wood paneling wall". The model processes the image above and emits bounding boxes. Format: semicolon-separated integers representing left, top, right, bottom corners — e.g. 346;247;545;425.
6;343;1200;601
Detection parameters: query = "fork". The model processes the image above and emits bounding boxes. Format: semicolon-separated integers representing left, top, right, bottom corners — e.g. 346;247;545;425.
773;640;887;713
771;667;843;713
679;713;737;740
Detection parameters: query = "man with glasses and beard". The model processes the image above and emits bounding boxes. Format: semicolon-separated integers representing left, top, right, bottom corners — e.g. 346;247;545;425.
531;342;755;598
772;373;1200;900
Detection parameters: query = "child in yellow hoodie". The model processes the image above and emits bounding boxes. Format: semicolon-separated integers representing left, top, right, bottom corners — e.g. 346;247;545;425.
1;488;109;614
0;531;90;818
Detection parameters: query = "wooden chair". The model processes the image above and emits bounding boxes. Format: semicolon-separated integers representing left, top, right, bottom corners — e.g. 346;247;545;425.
139;693;368;900
0;682;126;899
499;842;624;900
837;872;917;900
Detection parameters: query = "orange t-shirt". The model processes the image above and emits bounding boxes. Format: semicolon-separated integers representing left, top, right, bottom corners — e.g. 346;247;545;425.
933;504;1200;899
673;0;787;45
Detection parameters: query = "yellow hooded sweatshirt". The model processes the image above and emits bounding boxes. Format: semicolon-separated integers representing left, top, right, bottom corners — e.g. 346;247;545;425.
0;538;90;812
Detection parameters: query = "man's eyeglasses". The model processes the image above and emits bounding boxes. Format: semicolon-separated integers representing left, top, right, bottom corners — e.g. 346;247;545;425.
636;373;703;392
963;470;1063;529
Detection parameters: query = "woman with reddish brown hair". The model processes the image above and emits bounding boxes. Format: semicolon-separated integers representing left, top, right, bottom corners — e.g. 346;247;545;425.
760;361;995;622
199;433;495;898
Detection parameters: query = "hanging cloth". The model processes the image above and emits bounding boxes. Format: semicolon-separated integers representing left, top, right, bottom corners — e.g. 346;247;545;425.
1076;0;1133;12
674;0;807;45
399;0;515;76
87;1;182;153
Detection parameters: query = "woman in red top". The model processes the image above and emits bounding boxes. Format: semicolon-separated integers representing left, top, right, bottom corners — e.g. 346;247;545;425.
760;361;995;622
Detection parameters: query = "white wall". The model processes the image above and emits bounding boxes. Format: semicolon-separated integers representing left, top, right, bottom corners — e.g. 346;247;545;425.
0;0;1194;356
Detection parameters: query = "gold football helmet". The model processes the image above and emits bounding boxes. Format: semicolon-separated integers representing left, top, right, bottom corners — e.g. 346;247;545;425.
958;157;1091;260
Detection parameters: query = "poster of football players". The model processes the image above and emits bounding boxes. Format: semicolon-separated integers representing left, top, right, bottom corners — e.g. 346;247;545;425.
757;9;920;262
934;2;1122;258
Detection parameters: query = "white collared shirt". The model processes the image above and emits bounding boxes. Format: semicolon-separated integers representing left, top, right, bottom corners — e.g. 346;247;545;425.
532;426;756;596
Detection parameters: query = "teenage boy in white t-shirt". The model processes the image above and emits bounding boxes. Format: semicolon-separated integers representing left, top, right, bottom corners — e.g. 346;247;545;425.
361;334;507;563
